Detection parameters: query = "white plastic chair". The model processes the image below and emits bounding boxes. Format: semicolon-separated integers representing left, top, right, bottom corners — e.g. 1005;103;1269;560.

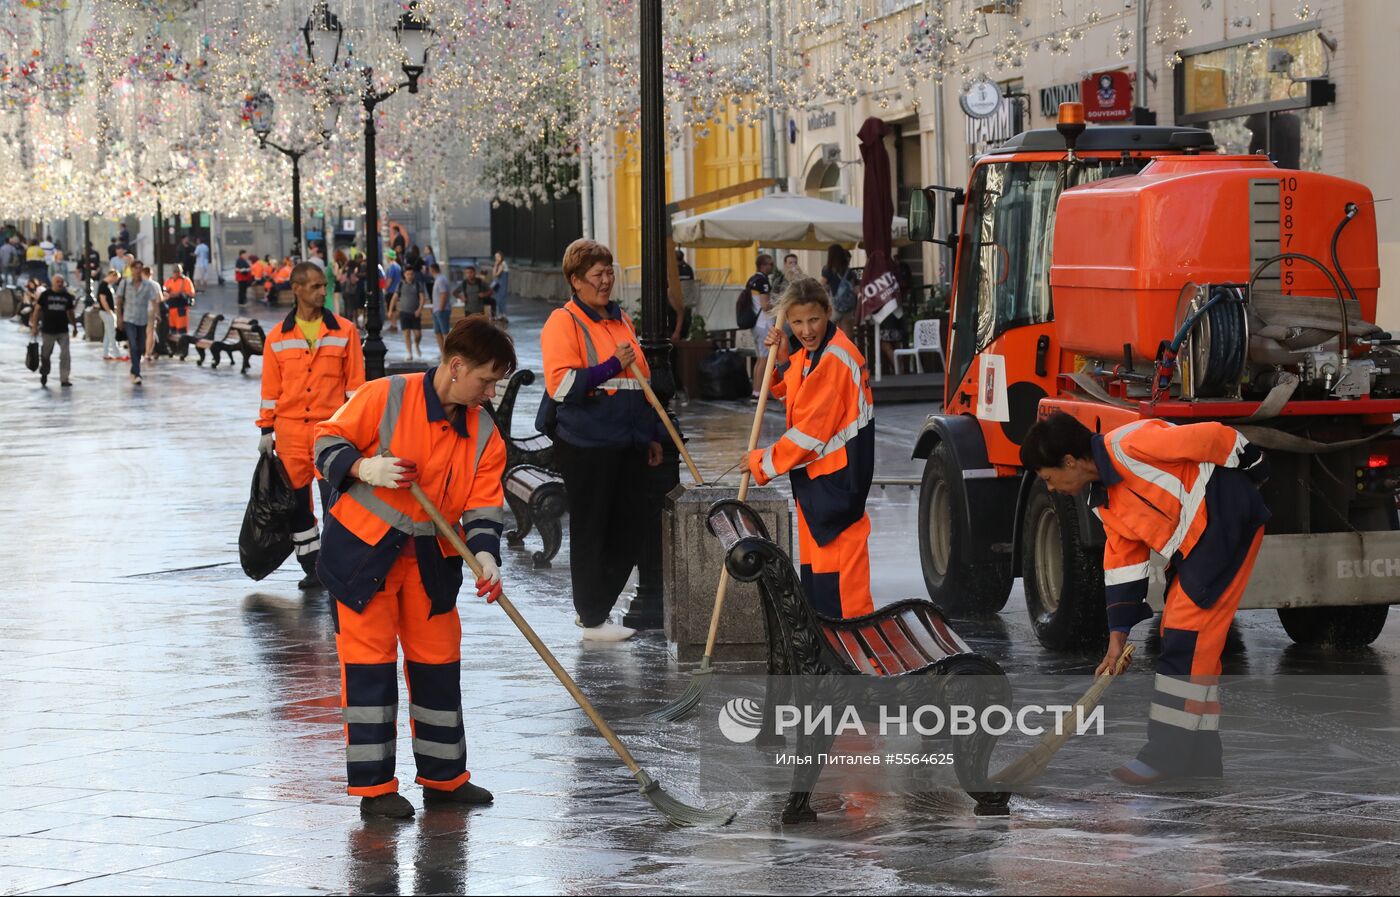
892;318;944;374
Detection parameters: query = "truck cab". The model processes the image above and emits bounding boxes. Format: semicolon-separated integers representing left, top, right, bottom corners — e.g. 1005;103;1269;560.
911;113;1400;651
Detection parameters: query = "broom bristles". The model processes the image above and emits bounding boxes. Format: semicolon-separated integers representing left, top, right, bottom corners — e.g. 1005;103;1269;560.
993;645;1135;786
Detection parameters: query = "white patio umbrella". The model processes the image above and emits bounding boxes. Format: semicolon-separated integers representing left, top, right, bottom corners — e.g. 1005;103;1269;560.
671;193;908;249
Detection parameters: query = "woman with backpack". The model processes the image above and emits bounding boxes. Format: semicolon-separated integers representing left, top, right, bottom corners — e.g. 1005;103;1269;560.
822;244;858;337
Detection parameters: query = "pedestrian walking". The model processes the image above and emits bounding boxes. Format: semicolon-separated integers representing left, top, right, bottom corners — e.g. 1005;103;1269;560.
313;316;513;818
178;236;196;279
109;247;129;280
234;249;253;306
0;235;20;288
24;238;47;285
193;237;211;287
97;270;121;361
458;265;494;320
389;265;429;361
747;277;876;619
116;263;158;384
537;239;663;642
746;253;776;401
257;262;366;589
491;251;510;321
30;273;77;388
429;262;452;357
1019;412;1270;785
822;244;858;337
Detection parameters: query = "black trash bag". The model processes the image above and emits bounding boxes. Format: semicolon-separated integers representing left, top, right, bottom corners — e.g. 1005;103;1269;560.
239;452;299;581
698;348;751;400
25;339;38;372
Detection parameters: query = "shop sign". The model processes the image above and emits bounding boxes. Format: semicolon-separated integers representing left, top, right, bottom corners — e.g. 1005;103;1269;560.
1079;70;1134;122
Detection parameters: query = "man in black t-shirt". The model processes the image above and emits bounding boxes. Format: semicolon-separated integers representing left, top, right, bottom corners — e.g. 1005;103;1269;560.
30;273;77;387
745;254;775;400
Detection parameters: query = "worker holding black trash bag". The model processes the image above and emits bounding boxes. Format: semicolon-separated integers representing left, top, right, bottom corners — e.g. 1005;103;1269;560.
256;262;365;589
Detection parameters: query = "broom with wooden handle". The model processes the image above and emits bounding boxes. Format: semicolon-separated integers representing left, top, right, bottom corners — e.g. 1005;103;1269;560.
647;310;787;723
407;482;734;827
992;644;1135;787
630;362;705;485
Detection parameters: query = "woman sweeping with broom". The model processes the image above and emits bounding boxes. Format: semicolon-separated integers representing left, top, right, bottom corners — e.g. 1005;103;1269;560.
747;277;876;619
312;316;515;819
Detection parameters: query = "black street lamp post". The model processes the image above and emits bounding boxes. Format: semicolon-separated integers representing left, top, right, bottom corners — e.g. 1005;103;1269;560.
246;89;340;261
624;0;674;631
304;0;433;381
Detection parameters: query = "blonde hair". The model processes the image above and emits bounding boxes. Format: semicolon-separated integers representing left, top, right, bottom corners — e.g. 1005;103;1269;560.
562;239;614;285
777;276;832;317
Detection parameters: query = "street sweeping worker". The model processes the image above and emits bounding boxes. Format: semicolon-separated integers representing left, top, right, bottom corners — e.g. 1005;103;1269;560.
1019;411;1270;785
537;238;663;642
313;315;512;819
746;276;875;619
162;268;196;340
257;262;365;589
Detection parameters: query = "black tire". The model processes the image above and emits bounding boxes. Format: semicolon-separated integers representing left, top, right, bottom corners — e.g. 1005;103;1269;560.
917;442;1012;617
1020;480;1107;651
1276;502;1395;649
1277;605;1389;649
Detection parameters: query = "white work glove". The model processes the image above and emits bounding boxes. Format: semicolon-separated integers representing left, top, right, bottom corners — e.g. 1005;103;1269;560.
474;551;500;584
357;455;419;489
257;432;275;455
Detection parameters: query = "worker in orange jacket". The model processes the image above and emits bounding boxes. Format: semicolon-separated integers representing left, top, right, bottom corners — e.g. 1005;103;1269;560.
313;315;513;819
162;270;195;337
536;239;665;642
747;277;875;619
250;255;270;298
258;262;365;589
1021;412;1270;785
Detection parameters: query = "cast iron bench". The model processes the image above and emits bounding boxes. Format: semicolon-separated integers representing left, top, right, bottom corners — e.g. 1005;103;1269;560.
486;369;557;473
503;465;567;568
209;316;266;373
178;312;222;362
705;498;1012;822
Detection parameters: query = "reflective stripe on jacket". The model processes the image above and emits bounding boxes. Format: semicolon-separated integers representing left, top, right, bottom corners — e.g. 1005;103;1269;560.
1090;419;1270;631
536;297;656;449
313;369;507;615
256;310;365;431
748;322;875;546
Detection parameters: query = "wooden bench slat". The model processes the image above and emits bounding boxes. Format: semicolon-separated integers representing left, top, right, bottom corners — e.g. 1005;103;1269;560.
834;630;880;677
855;625;906;676
876;618;928;672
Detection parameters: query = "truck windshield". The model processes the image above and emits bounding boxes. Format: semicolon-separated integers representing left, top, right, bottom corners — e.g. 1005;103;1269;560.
946;157;1148;396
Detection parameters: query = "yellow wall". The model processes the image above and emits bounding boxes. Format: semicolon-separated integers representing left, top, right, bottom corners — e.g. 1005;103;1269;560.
690;103;764;284
612;101;764;286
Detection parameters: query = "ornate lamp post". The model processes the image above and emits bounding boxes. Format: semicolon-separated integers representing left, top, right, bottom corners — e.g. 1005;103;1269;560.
245;89;340;261
304;0;434;381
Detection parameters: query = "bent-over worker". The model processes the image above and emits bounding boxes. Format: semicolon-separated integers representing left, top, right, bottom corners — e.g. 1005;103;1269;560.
1020;411;1270;784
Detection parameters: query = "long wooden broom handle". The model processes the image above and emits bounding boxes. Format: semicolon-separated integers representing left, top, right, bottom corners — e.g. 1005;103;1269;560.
407;483;643;775
701;309;787;657
630;362;705;485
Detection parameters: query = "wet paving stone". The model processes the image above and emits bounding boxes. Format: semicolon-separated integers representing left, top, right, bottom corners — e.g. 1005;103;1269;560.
2;285;1399;894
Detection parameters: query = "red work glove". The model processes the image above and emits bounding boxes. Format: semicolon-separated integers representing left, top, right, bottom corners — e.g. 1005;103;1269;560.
475;574;502;603
747;448;770;486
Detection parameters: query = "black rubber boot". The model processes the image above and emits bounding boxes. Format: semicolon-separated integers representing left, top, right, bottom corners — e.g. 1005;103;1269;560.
360;792;415;819
297;552;322;591
423;780;494;806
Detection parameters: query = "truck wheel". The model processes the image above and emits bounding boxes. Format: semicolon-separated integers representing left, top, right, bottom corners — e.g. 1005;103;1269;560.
918;442;1012;617
1276;503;1395;649
1277;605;1389;649
1020;481;1107;651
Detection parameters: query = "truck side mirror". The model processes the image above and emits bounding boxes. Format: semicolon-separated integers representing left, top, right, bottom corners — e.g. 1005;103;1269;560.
908;188;936;242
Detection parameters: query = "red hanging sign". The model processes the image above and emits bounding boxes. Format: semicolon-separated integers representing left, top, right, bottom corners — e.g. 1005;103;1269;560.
1080;70;1134;122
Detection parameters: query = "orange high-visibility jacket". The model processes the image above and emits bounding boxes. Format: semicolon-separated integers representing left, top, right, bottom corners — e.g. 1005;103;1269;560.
256;310;365;433
163;273;195;299
537;298;657;449
748;322;875;545
313;370;506;614
1090;419;1269;632
273;264;293;284
250;259;271;281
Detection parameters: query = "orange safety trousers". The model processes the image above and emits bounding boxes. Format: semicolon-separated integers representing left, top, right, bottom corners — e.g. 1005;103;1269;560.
1138;525;1264;777
333;553;470;797
796;503;874;619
